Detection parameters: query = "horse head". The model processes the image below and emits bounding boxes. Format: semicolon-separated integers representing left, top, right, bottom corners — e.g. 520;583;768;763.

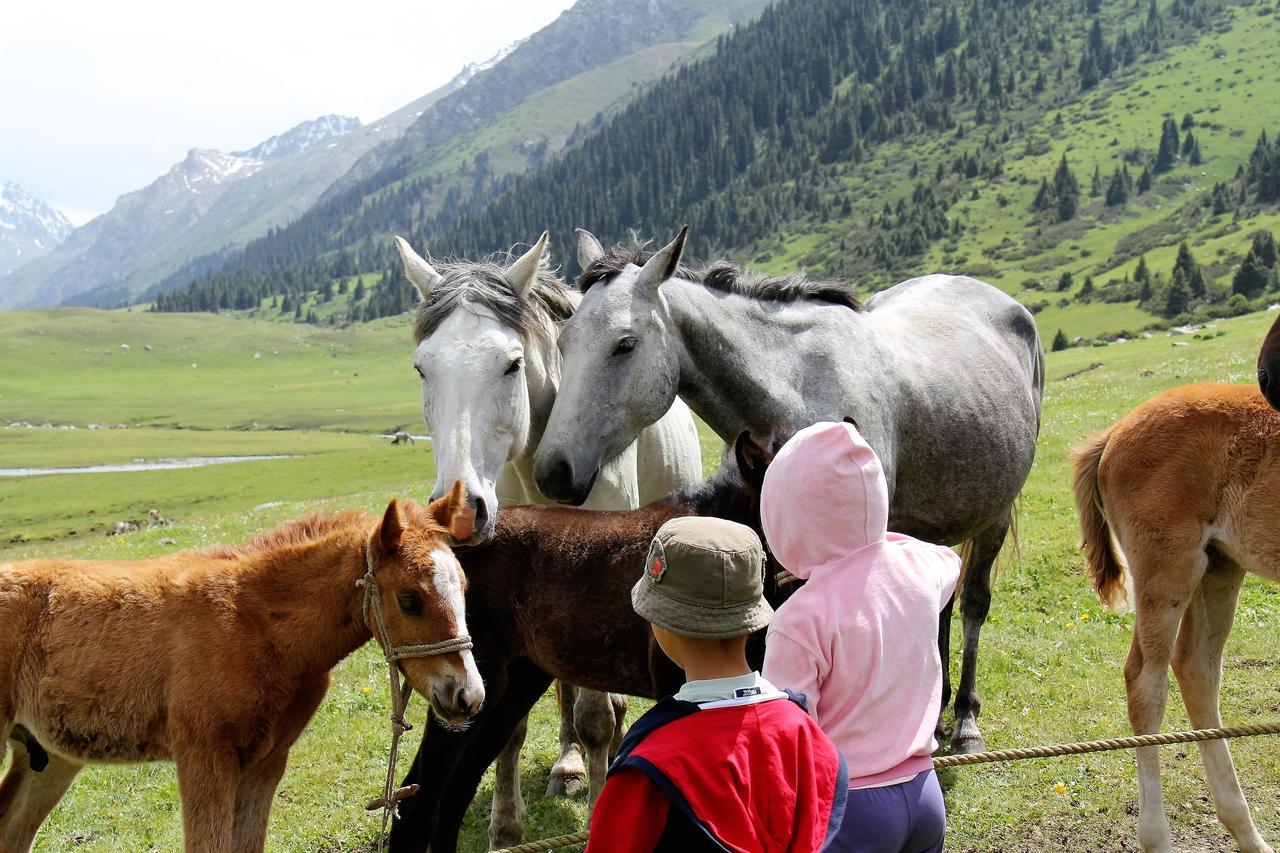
397;233;563;541
366;483;484;727
534;226;690;505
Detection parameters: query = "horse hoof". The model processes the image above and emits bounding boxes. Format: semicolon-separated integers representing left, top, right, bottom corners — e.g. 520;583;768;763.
546;770;587;798
950;734;987;755
488;823;523;851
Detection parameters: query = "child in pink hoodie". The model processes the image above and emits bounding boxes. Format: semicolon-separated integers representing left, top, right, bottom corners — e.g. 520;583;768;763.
760;421;960;853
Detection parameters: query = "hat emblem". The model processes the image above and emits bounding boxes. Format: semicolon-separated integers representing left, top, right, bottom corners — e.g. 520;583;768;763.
650;557;663;577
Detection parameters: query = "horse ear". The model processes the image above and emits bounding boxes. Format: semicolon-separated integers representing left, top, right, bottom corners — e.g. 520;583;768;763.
576;228;605;269
734;429;770;487
634;225;688;295
430;479;476;542
394;236;442;301
377;498;404;556
505;231;549;301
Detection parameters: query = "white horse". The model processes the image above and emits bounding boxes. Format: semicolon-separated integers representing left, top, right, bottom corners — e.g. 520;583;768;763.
394;233;702;848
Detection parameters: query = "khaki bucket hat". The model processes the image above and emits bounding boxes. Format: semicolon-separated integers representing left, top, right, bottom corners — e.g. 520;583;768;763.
632;516;773;639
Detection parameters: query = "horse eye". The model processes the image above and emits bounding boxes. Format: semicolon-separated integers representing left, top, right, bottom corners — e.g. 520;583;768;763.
414;365;425;379
613;337;637;356
504;358;523;376
397;592;423;616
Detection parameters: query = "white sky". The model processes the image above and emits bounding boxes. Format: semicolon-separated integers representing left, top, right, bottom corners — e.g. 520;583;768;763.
0;0;577;224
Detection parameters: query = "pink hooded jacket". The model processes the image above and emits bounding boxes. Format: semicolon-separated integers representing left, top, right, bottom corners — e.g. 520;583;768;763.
760;422;960;789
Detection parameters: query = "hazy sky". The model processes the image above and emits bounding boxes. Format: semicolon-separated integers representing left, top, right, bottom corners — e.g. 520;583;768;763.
1;0;577;224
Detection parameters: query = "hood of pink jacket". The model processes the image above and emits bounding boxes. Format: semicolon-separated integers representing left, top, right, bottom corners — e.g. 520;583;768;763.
761;421;889;579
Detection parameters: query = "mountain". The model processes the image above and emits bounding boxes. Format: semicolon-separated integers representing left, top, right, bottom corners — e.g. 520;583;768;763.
0;65;474;310
0;183;73;279
158;0;1280;347
148;0;772;306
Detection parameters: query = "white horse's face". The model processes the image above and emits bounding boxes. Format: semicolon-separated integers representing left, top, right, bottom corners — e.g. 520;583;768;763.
536;261;680;505
415;306;530;541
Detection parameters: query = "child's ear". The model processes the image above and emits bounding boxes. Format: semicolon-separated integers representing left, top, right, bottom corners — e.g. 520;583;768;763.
429;479;476;541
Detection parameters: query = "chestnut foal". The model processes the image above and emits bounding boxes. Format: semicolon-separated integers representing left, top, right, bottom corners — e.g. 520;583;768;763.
0;484;481;853
1074;384;1279;853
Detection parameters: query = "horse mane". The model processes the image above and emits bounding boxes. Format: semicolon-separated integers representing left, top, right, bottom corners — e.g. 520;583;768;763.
201;510;370;558
577;247;866;312
411;254;578;345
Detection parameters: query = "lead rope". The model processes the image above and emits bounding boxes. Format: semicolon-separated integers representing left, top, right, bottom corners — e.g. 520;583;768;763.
358;546;473;853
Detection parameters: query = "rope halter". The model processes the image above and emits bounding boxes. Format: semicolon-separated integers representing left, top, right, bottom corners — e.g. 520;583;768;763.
358;543;473;852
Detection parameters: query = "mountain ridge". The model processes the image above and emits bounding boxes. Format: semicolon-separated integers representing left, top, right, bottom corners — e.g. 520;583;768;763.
0;182;73;280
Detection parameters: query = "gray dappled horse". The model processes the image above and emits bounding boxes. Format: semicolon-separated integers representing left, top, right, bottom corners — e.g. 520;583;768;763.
395;233;702;847
534;226;1044;753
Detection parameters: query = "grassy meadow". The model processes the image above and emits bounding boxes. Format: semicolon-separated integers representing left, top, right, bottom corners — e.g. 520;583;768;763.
1;306;1279;851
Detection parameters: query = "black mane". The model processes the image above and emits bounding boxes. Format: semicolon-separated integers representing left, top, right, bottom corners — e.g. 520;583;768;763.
577;247;865;312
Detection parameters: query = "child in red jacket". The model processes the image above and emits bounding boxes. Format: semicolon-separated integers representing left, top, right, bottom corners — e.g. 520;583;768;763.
586;516;847;853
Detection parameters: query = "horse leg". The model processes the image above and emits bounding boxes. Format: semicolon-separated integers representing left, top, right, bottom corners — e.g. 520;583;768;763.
441;660;551;853
608;692;628;760
574;688;625;819
0;746;81;853
229;747;290;853
950;512;1009;754
231;674;327;853
389;715;478;853
1172;559;1272;853
1126;547;1203;853
175;746;241;853
546;681;586;797
488;714;528;850
935;594;955;744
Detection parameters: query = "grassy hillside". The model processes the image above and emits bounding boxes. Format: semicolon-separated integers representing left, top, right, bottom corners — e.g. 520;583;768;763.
760;0;1280;342
2;306;1278;851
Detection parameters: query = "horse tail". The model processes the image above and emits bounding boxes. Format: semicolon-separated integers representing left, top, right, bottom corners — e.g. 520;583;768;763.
953;500;1020;588
1071;429;1130;612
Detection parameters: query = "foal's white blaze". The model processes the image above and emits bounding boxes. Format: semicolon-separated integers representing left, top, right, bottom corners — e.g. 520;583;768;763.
429;546;483;697
415;306;532;522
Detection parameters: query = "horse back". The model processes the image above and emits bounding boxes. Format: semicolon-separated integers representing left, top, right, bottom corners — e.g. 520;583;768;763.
1098;384;1280;578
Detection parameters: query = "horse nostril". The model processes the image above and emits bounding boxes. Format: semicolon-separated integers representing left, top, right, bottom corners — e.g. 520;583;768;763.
554;459;573;491
1260;367;1270;397
473;496;489;529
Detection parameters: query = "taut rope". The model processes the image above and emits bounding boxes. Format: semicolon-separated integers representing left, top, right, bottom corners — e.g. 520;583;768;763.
358;545;473;853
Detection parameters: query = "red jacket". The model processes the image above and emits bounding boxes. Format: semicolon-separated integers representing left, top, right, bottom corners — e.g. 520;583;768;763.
586;691;847;852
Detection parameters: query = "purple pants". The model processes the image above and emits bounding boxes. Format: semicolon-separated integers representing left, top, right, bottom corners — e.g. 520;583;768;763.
825;770;946;853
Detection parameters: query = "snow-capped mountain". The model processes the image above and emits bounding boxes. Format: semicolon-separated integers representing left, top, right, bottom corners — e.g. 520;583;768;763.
0;111;415;309
453;40;526;89
236;114;362;161
0;183;74;279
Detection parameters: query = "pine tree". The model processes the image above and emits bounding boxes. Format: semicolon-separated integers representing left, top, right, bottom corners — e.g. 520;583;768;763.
1135;255;1153;302
1105;167;1129;206
1090;165;1102;198
1052;328;1069;351
1164;275;1189;317
1232;251;1268;298
1155;117;1180;173
1181;112;1195;130
1252;231;1278;268
1079;275;1095;300
1137;166;1153;194
1172;242;1206;298
1052;155;1080;221
1058;270;1074;291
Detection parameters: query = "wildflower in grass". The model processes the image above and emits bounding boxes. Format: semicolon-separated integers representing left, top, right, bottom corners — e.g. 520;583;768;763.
361;685;372;696
1054;782;1068;795
1066;621;1075;629
1080;612;1090;621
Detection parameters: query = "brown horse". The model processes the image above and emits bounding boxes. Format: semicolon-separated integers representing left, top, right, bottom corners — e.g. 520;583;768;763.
390;431;791;853
0;485;480;853
1073;384;1279;853
1257;312;1280;410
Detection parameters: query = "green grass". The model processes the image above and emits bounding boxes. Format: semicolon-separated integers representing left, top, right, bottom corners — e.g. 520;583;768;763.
2;306;1279;851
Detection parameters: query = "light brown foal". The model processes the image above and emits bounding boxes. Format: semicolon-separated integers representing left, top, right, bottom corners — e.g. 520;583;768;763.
1073;383;1278;853
1;486;480;853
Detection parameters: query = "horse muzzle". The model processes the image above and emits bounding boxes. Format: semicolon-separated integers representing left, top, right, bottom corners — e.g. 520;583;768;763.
430;678;485;726
532;453;599;506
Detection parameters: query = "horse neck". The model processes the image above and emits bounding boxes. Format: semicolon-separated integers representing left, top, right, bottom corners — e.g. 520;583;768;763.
520;310;564;454
664;279;874;440
243;523;373;676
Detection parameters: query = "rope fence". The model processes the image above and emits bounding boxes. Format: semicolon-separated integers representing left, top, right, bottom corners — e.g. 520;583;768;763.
489;720;1280;853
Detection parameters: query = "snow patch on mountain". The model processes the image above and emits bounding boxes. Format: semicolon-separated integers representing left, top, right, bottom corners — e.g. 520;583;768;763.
0;182;74;278
235;114;361;161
